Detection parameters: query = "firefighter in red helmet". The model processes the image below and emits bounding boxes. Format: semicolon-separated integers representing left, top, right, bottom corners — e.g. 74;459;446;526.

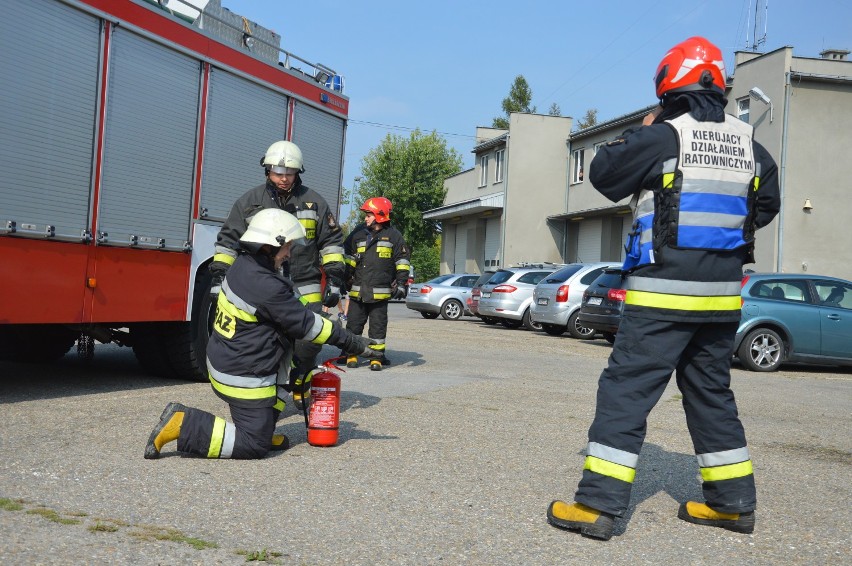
343;197;411;371
547;37;780;540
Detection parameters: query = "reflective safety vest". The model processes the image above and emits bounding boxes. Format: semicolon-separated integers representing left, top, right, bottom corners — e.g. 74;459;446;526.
623;113;760;273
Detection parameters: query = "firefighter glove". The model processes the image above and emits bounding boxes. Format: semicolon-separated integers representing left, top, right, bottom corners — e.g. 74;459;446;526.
322;285;341;308
342;333;380;358
209;261;230;299
391;285;408;300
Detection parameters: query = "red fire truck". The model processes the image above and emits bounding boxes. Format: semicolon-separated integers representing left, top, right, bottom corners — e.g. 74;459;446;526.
0;0;349;379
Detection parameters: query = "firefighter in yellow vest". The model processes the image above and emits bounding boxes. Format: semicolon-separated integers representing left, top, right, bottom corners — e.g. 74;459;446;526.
547;37;780;540
343;197;411;371
144;209;379;460
208;141;346;409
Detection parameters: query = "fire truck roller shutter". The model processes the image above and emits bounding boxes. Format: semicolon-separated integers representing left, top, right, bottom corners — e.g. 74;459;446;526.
98;27;198;251
290;102;346;213
199;67;289;222
0;0;99;240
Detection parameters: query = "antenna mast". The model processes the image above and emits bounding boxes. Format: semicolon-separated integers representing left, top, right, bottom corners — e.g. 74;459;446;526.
748;0;768;51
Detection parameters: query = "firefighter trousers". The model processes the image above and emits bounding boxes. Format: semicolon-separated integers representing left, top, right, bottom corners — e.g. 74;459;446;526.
346;299;389;356
176;404;277;459
574;315;756;516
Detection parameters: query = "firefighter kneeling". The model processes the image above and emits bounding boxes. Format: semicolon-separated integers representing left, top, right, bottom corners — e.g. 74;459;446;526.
342;197;411;371
144;209;380;460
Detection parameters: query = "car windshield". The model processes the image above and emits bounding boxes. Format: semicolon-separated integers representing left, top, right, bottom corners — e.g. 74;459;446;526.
544;265;583;283
517;271;553;285
487;270;514;285
427;274;455;285
592;270;624;288
474;272;495;286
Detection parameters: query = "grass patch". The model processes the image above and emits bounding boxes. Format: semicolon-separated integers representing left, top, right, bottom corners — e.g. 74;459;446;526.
668;394;683;402
0;498;26;511
131;525;218;550
26;507;81;525
237;548;284;563
88;521;120;533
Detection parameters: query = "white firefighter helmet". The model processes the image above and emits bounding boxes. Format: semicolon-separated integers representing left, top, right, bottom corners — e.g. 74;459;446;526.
261;140;304;173
240;208;306;249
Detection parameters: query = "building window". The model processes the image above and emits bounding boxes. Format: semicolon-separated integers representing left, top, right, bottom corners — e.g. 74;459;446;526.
479;155;489;187
737;97;750;123
593;141;605;155
494;149;505;183
572;148;585;184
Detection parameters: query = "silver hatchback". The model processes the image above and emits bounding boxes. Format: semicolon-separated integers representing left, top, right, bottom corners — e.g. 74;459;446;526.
405;273;480;320
531;262;621;338
477;266;560;330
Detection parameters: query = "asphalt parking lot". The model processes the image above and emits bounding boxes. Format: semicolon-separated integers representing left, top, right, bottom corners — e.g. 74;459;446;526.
1;303;850;565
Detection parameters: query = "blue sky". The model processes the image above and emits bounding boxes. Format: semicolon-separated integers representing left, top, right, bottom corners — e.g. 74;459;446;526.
225;0;850;214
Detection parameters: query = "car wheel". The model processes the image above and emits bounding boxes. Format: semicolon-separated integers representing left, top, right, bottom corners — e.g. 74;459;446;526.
500;319;522;329
603;332;616;344
522;309;542;331
567;311;596;340
737;327;784;372
441;299;464;321
542;324;565;336
480;316;498;325
420;312;439;319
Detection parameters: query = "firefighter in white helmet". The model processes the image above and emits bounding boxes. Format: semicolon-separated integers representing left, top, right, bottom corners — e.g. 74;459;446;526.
210;140;346;410
145;209;379;460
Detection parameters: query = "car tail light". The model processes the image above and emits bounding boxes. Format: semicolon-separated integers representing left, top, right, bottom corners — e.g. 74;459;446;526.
493;285;517;293
740;276;749;306
555;284;570;302
608;288;627;302
420;285;433;294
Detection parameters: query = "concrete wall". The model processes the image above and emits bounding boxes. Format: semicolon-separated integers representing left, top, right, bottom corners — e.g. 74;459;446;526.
502;113;572;266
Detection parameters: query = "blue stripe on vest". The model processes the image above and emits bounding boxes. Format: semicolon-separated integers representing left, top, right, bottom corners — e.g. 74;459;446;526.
677;226;747;249
680;193;748;215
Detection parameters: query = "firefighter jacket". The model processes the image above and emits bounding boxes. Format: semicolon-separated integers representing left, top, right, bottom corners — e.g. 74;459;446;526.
589;106;780;324
213;178;345;303
344;223;410;303
206;251;352;409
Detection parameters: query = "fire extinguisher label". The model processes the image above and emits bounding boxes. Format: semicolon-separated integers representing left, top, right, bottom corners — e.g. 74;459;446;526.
309;398;337;428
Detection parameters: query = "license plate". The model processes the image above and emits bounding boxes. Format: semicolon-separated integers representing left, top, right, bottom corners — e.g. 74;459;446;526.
588;297;602;305
482;292;491;298
537;298;548;305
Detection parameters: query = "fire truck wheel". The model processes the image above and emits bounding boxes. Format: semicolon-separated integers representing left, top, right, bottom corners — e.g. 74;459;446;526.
0;325;77;363
162;267;215;382
130;322;176;378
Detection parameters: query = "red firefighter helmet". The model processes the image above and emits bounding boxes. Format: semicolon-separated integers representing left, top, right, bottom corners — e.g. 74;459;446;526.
654;36;726;101
360;197;392;223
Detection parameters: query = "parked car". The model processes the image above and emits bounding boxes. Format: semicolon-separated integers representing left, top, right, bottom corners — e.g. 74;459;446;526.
735;273;852;372
405;273;480;320
531;262;620;338
577;268;626;344
478;265;561;330
468;270;496;321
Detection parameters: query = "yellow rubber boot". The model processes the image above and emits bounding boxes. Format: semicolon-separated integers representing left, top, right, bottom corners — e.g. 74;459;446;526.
547;501;615;540
144;402;186;459
678;501;755;534
346;356;358;368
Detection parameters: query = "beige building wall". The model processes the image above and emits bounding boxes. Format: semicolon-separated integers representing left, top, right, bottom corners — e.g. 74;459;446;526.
502;113;572;266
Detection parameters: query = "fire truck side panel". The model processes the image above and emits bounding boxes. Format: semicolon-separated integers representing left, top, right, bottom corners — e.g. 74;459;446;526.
0;239;89;324
85;246;190;322
200;67;289;221
0;0;100;242
291;103;347;215
97;27;198;251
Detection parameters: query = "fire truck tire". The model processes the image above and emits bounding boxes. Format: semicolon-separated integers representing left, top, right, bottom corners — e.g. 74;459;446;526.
163;267;215;382
0;325;76;363
130;322;175;377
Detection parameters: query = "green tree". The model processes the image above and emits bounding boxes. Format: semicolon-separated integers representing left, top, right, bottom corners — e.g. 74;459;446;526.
576;108;598;130
353;130;462;278
548;102;561;116
492;75;536;129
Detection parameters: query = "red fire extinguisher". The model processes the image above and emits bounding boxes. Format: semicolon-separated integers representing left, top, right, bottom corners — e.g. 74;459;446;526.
307;361;342;447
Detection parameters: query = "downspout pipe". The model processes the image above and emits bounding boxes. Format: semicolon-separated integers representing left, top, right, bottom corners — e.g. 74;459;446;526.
776;71;792;271
499;134;509;268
